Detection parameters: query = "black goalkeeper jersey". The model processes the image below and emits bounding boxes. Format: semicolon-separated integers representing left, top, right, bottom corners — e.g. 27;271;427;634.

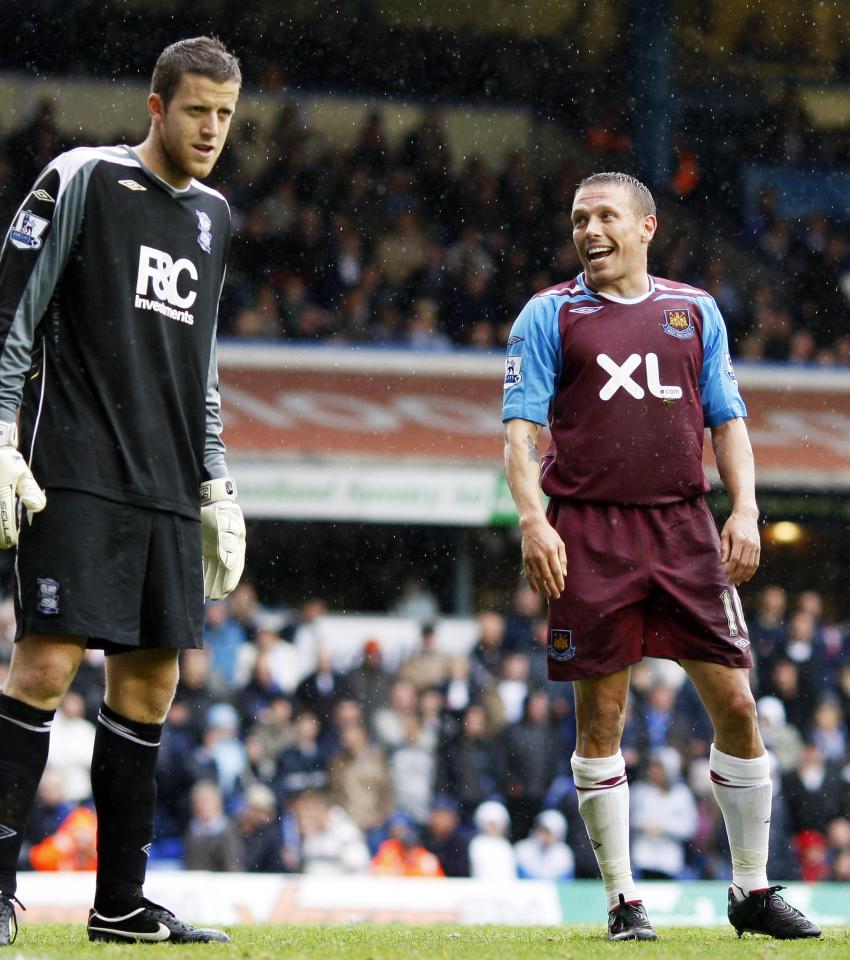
0;145;231;519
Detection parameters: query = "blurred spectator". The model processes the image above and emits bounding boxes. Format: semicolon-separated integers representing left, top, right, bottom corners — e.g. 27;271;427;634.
496;653;530;726
781;609;827;725
469;801;516;880
630;747;698;880
190;704;249;801
346;639;394;726
247;695;297;779
29;806;98;872
174;649;227;742
239;627;303;698
808;698;847;762
292;790;370;875
502;690;563;840
327;723;394;839
422;795;471;878
274;710;328;800
388;716;436;825
757;696;803;773
237;783;285;873
183;781;244;872
227;582;262;644
503;586;543;654
515;809;574;880
784;744;845;834
372;679;419;751
794;830;831;883
750;584;788;670
238;650;289;729
370;811;444;877
399;623;453;692
203;600;247;688
21;769;75;869
45;691;96;803
437;704;505;820
294;647;352;731
392;579;440;623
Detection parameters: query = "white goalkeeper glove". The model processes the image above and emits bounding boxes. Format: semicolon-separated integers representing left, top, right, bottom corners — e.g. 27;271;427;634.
0;422;46;548
200;477;246;600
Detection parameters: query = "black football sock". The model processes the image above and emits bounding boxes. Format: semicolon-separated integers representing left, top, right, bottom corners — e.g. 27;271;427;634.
91;703;162;914
0;693;55;896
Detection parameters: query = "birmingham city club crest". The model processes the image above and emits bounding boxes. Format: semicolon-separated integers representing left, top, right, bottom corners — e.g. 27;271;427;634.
196;210;212;254
662;308;695;340
548;628;576;662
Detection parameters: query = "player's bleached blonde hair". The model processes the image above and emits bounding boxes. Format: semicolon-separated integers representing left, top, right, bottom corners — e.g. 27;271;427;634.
152;36;241;107
576;172;656;218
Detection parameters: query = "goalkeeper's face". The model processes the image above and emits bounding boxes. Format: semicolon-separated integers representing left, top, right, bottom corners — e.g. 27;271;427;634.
153;73;239;185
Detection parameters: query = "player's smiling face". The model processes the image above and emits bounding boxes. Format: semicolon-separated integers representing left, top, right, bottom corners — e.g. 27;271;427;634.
571;183;656;298
150;73;239;188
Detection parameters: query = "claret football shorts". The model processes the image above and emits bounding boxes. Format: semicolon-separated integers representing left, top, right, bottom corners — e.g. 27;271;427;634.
15;489;204;653
545;497;753;681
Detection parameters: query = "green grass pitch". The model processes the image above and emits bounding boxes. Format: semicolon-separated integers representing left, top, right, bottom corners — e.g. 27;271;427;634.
9;924;850;959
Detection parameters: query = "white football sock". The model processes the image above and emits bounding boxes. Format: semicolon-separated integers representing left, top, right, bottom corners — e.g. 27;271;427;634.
571;751;638;910
709;744;771;897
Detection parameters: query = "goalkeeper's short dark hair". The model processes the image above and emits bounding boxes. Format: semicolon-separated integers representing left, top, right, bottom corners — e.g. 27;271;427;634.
576;172;656;218
152;36;241;106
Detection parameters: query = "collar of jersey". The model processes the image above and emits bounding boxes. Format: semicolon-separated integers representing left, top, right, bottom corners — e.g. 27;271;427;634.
120;146;194;196
578;272;655;304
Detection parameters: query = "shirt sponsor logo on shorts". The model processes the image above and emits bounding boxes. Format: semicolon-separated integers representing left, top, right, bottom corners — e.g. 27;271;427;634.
9;209;50;251
548;628;576;662
661;308;695;340
36;577;60;616
504;355;523;388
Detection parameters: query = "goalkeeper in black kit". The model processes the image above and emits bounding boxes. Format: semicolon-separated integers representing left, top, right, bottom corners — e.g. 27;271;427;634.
0;37;246;945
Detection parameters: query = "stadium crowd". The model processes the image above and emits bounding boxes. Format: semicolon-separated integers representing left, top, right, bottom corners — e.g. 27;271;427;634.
3;97;850;364
2;581;848;884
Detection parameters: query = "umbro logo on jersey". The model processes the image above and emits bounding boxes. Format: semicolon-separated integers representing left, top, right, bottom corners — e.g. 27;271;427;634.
572;305;604;314
32;189;55;203
119;179;147;192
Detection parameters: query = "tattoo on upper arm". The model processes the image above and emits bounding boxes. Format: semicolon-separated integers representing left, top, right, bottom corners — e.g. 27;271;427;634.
524;434;540;463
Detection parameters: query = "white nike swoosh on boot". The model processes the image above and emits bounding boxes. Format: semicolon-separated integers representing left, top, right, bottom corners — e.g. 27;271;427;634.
90;921;170;941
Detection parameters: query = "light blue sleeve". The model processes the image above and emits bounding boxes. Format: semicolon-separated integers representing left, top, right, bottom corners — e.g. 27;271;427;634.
501;295;562;425
699;297;747;427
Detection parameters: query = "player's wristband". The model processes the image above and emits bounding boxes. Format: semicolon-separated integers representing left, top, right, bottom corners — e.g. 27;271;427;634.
0;422;18;448
200;477;237;505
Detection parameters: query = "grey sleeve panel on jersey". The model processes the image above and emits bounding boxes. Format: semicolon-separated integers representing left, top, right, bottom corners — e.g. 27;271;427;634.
203;322;228;481
0;159;92;421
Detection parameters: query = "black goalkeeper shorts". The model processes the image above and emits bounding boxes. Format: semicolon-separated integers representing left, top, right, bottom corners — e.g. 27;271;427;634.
14;489;203;653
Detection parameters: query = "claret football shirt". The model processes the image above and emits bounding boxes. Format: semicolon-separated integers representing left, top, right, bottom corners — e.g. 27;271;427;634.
502;273;747;505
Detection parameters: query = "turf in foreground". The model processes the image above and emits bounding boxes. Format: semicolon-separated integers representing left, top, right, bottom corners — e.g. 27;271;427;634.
9;924;850;959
